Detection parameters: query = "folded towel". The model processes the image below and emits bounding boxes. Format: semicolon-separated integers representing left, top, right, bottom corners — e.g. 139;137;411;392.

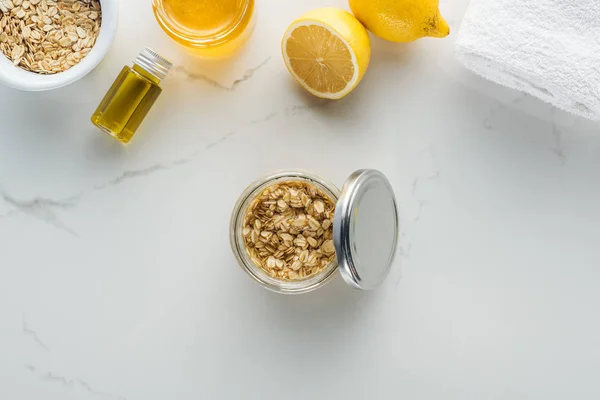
455;0;600;120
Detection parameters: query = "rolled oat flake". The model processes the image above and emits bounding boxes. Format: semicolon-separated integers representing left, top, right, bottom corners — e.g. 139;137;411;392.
333;169;399;290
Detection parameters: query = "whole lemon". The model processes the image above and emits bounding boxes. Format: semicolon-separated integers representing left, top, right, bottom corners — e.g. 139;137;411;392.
349;0;450;42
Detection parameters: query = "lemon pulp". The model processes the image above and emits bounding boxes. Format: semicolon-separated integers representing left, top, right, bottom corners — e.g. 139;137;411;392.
286;24;355;94
281;8;370;99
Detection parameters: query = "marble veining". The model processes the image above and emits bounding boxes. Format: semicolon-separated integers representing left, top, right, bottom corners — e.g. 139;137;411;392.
22;320;50;351
550;109;566;164
2;0;600;399
0;107;278;235
172;57;271;91
26;365;127;400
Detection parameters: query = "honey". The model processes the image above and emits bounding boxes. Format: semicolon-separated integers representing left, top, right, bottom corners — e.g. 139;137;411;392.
153;0;255;57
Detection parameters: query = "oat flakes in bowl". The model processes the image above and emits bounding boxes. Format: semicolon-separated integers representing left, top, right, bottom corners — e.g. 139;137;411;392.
0;0;116;90
0;0;101;74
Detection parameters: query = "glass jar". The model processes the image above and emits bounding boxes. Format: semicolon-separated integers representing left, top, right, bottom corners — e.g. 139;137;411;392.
91;48;172;143
152;0;255;57
230;169;399;295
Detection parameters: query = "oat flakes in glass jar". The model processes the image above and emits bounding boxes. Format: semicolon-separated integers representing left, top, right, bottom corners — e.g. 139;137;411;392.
230;169;399;294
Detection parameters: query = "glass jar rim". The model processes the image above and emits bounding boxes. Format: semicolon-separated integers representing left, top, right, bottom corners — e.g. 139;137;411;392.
152;0;254;48
230;170;341;294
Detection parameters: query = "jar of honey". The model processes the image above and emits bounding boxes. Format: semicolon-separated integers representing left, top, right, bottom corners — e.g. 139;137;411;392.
152;0;255;57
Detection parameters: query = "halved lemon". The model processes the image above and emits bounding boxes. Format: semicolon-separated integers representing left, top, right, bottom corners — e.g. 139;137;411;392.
281;8;371;100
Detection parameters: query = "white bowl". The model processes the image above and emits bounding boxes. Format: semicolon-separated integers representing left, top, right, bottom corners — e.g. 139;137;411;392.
0;0;118;91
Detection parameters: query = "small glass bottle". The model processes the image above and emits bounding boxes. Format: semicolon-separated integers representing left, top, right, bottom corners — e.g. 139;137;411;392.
91;48;173;144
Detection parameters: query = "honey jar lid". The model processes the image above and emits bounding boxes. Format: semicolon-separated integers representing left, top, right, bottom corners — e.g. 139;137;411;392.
333;170;399;290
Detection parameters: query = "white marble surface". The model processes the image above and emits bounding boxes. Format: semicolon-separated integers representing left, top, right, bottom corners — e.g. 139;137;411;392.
2;0;600;398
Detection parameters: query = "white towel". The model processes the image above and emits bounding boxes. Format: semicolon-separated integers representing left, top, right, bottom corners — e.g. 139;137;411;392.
455;0;600;120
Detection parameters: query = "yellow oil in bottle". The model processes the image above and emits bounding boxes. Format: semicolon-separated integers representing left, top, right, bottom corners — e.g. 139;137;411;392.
152;0;255;57
91;48;172;144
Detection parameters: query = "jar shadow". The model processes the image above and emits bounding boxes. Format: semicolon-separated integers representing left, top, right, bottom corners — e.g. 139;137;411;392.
258;275;381;345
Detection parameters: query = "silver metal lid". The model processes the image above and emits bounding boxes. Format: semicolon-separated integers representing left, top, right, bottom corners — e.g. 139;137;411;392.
134;47;172;81
333;170;399;290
